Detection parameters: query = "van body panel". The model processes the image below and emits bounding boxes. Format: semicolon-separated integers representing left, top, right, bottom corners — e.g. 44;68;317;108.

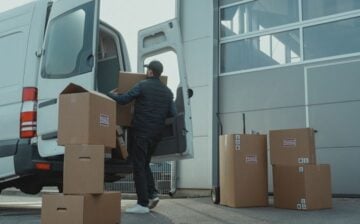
0;1;45;143
0;156;15;179
22;0;51;86
36;0;100;157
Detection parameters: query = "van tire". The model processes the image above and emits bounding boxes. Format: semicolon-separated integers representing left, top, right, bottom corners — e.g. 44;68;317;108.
211;186;220;204
19;184;42;195
57;184;63;193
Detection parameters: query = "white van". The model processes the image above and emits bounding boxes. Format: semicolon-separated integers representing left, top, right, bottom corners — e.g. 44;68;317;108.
0;0;193;194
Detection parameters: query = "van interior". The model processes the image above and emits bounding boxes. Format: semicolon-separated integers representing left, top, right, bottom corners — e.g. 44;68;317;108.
96;27;120;95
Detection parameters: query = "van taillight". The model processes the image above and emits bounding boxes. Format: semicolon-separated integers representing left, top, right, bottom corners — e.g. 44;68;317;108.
22;87;38;101
20;87;38;139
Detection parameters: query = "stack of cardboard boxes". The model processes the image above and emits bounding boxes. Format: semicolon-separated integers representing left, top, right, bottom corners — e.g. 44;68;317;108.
41;83;121;224
270;128;332;210
219;128;332;210
219;134;268;208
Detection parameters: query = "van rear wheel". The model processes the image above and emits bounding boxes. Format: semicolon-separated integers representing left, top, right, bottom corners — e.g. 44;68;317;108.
211;186;220;204
20;184;42;195
57;184;63;193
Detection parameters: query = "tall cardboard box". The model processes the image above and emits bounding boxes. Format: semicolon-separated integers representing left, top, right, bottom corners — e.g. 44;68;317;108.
270;128;316;165
63;145;105;194
273;164;332;210
219;134;268;208
116;72;167;126
58;83;116;148
41;192;121;224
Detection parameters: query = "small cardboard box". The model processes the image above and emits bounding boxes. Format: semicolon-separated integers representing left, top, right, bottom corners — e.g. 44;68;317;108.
41;192;121;224
219;134;268;208
116;126;128;160
270;128;316;165
273;164;332;210
116;72;167;126
63;145;105;194
58;83;116;148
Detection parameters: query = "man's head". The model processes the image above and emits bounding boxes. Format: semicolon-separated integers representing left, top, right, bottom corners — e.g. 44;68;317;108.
144;60;163;77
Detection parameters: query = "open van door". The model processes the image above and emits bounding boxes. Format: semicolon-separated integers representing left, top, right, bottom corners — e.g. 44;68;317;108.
138;19;193;161
36;0;100;157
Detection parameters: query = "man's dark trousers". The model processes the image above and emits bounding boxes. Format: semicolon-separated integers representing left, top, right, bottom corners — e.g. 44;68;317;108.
129;133;159;207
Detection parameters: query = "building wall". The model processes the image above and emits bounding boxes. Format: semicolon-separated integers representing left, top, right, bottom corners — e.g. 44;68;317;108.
218;0;360;195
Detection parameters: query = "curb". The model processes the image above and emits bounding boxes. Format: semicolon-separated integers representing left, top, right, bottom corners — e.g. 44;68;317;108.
1;188;170;200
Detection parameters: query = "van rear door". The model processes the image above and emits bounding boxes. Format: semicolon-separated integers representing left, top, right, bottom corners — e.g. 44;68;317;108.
36;0;100;157
138;19;193;161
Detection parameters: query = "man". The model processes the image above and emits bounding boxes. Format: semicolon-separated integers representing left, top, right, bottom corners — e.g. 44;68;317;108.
108;60;176;214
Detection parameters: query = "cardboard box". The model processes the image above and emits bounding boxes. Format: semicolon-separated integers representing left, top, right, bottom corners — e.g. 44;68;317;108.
270;128;316;165
116;72;167;126
63;145;105;194
273;164;332;210
116;126;128;160
41;192;121;224
219;134;268;208
58;83;116;148
117;72;167;93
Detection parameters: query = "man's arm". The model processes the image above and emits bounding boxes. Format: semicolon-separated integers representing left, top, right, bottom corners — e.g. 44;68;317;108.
107;83;141;105
167;101;177;117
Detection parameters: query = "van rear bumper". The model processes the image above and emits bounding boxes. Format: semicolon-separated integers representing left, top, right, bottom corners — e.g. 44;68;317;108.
14;141;132;181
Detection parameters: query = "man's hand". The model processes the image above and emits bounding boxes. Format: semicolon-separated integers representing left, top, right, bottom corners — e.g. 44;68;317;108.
110;88;118;94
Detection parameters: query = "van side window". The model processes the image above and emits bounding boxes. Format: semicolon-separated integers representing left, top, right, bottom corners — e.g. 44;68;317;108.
42;2;94;79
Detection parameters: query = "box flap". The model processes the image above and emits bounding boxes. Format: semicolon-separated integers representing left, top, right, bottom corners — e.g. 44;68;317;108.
60;83;88;95
60;83;115;101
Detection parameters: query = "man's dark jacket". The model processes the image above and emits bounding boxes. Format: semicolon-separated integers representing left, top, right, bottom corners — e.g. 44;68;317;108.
108;77;176;137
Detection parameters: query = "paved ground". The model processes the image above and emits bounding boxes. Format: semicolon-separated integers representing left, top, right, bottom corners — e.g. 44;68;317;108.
0;194;360;224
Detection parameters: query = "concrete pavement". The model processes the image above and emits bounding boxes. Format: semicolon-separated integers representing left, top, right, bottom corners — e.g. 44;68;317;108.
1;194;360;224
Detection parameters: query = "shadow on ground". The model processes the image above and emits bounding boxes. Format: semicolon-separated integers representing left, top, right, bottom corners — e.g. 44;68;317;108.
0;206;173;224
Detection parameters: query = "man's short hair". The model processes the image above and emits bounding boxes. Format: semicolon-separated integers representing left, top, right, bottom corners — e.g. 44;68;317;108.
144;60;163;77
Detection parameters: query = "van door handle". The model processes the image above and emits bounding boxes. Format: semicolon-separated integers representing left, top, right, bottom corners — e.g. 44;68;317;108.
188;89;193;98
86;54;94;68
35;49;44;57
41;132;58;140
38;99;57;108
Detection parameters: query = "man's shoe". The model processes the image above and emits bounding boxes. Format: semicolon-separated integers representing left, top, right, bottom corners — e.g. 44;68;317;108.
148;196;160;209
125;204;150;214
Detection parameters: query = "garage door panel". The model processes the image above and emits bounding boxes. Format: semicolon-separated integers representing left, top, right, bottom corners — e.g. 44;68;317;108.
307;60;360;104
220;65;304;113
309;101;360;148
317;147;360;195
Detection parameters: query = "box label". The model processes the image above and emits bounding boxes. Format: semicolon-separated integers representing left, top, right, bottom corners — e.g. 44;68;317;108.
100;114;110;127
298;157;310;164
245;155;257;164
234;135;241;151
282;138;297;147
298;166;304;173
301;203;307;210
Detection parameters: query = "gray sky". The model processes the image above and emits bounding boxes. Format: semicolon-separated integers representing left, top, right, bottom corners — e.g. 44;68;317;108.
0;0;179;92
